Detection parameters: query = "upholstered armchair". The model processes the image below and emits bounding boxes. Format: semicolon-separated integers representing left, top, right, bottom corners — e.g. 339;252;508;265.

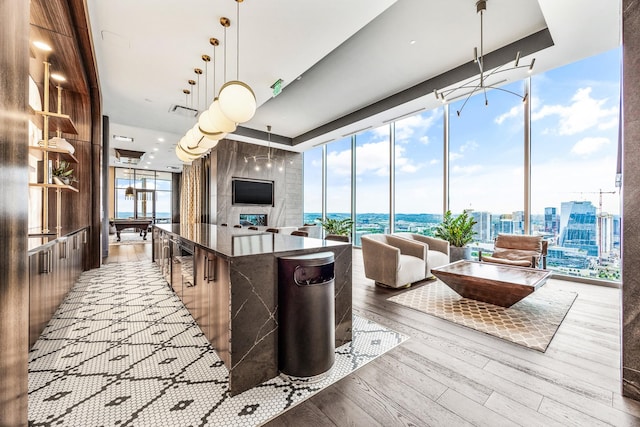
479;234;548;268
392;232;450;277
361;234;427;288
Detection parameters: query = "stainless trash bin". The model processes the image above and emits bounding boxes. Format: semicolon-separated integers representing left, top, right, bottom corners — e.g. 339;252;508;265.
278;252;335;380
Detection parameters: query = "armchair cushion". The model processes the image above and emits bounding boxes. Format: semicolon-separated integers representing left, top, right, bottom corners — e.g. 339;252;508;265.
392;232;451;277
480;234;546;268
361;234;427;288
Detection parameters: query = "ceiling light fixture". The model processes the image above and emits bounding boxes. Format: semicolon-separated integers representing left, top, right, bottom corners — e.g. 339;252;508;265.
433;0;535;116
124;167;135;200
33;41;52;52
217;0;256;124
243;125;285;172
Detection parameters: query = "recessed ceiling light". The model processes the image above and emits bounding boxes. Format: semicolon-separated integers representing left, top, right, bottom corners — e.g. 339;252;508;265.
51;73;66;82
144;166;149;169
409;40;416;45
146;161;151;165
149;155;155;159
33;41;52;51
113;135;134;142
153;147;159;151
157;137;165;142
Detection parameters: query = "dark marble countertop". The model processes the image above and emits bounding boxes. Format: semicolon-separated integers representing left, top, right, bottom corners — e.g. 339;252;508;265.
154;223;349;259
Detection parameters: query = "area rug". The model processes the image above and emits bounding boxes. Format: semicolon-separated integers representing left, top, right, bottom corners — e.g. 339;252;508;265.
387;280;577;352
28;261;407;426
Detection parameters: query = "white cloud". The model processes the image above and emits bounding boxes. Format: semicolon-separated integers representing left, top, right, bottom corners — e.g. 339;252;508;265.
449;152;463;162
571;137;611;156
532;87;617;135
419;135;430;145
395;109;442;143
495;104;522;124
452;164;483;175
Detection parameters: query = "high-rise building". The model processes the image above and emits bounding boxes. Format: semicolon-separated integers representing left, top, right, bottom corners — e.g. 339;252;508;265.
544;207;560;236
559;201;598;256
512;211;525;235
471;211;491;242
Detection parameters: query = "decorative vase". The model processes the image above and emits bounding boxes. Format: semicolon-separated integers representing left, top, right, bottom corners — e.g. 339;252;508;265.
53;176;64;185
449;246;471;262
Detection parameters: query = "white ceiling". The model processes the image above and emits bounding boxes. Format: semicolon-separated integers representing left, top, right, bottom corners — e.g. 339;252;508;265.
87;0;621;173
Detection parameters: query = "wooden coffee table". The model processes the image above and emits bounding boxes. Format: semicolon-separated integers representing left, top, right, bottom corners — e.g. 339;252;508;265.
431;260;552;307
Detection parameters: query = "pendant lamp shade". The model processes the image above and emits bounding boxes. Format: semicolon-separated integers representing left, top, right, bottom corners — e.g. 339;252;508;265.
218;80;256;123
124;186;134;199
175;144;197;163
208;98;237;133
198;110;222;135
190;124;220;148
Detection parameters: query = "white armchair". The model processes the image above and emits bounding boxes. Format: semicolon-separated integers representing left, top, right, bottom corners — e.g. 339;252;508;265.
393;232;450;277
361;234;428;288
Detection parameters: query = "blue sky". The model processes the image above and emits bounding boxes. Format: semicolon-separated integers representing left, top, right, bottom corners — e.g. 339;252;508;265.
304;47;621;216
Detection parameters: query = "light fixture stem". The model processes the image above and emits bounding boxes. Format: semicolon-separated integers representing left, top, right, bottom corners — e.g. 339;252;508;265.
205;60;209;106
213;44;217;94
224;24;227;84
236;0;240;80
479;7;484;88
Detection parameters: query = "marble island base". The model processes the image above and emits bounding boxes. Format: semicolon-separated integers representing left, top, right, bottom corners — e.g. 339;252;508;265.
153;224;352;395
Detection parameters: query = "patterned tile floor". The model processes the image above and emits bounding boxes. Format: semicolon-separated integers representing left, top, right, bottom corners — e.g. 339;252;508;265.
28;261;406;426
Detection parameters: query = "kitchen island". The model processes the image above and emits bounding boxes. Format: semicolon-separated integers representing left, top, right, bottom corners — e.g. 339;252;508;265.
152;224;352;395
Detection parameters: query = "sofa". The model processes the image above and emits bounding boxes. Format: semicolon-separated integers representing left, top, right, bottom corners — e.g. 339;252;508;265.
392;232;450;277
361;234;428;288
479;234;548;268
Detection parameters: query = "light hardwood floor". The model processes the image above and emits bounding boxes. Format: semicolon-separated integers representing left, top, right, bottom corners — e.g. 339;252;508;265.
105;242;640;426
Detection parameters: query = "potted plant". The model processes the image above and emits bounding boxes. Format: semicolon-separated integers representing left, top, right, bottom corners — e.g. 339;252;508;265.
433;210;477;261
52;160;77;186
317;217;354;240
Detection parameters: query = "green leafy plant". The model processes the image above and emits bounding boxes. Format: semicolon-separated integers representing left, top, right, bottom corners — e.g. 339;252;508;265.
52;160;77;184
433;210;477;247
317;217;353;236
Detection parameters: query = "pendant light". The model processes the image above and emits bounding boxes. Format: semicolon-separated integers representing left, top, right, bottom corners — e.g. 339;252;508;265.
208;17;238;132
124;167;135;199
217;0;256;124
199;37;231;137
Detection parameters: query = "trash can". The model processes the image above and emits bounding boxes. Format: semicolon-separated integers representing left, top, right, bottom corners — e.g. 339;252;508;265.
278;251;335;380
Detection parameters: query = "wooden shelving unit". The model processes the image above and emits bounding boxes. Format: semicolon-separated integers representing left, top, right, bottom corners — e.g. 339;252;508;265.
28;145;78;164
29;61;79;235
28;182;79;193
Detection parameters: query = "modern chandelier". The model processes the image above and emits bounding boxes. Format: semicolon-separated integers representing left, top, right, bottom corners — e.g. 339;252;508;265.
433;0;535;116
175;0;256;164
244;125;285;172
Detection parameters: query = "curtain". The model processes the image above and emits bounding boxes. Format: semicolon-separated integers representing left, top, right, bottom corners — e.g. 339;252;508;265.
180;159;202;224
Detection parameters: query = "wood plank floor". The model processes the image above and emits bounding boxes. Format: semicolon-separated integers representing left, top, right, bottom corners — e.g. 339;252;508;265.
105;243;640;426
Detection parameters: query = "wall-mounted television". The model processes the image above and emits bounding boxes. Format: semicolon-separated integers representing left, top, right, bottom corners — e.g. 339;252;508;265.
232;178;274;206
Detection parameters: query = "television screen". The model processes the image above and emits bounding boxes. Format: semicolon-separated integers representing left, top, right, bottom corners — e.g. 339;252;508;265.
232;179;274;206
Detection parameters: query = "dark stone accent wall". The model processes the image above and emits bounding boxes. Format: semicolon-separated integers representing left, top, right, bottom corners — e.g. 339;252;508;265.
623;0;640;400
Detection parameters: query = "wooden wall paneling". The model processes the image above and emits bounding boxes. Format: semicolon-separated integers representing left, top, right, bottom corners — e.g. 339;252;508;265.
0;0;30;424
30;0;74;37
30;26;88;95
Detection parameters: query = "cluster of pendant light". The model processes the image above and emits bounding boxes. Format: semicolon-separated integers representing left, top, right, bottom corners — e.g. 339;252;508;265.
176;0;256;163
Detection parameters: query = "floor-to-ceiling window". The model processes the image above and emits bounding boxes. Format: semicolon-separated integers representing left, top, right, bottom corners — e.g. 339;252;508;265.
448;81;526;256
394;109;444;235
354;125;390;245
303;146;323;224
301;49;621;284
531;48;621;281
326;136;352;224
114;168;173;222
